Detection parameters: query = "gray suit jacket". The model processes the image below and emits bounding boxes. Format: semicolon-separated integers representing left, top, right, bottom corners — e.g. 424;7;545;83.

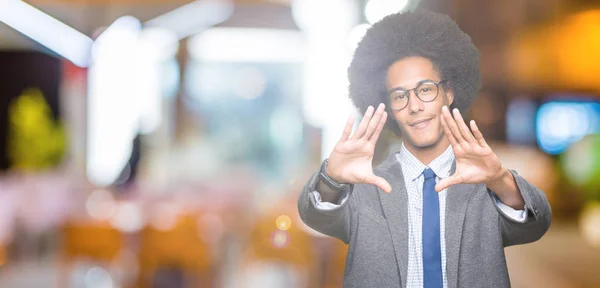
298;153;552;288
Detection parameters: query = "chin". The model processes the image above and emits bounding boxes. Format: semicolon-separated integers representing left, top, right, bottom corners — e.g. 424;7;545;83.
413;139;438;149
398;121;444;148
405;132;443;149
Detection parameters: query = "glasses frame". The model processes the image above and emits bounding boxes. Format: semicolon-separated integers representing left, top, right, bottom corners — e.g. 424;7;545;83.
387;79;448;111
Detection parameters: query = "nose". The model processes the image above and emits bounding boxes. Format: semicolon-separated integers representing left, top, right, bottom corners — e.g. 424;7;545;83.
407;90;424;114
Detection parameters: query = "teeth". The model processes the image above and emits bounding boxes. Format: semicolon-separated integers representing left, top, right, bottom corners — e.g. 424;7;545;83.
413;119;429;126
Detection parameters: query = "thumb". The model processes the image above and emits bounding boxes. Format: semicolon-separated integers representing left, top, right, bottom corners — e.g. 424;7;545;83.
366;174;392;194
435;175;462;192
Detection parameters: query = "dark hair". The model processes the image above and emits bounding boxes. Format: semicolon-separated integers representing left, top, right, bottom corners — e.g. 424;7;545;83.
348;10;481;136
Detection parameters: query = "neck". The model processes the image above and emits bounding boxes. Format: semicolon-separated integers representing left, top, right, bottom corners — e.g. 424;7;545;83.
404;136;451;165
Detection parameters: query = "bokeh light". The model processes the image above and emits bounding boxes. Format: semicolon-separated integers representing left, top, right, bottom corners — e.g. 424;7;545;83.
85;189;117;221
84;266;114;288
561;134;600;203
580;202;600;248
536;101;600;155
271;230;290;249
109;202;144;233
150;202;180;231
275;215;292;231
364;0;410;24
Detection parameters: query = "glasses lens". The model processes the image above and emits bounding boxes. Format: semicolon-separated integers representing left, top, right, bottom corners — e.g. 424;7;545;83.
389;90;409;110
416;82;439;102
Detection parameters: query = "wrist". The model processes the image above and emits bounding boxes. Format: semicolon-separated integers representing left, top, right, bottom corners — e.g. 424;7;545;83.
485;166;509;187
324;159;346;183
320;159;349;191
486;168;516;197
486;168;524;209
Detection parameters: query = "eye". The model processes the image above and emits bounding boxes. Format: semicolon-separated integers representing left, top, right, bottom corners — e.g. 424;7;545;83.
395;93;407;100
419;87;431;93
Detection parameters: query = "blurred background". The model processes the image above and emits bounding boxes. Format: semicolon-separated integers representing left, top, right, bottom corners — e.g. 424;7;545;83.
0;0;599;287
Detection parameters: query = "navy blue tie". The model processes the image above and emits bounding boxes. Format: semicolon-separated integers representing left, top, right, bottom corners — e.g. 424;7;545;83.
422;168;443;288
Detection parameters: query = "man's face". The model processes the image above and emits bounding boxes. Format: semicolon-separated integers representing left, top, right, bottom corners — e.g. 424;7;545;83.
386;56;454;149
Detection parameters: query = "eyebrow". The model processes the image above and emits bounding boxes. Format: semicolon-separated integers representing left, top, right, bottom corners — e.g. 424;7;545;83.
388;79;437;92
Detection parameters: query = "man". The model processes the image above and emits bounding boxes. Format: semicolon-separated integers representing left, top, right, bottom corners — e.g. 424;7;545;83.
297;10;551;288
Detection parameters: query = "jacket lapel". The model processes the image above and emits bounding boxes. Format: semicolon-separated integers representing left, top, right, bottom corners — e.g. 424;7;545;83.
444;161;477;288
377;155;409;288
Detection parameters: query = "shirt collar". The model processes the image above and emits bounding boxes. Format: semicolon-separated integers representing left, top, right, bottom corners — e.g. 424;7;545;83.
396;142;455;181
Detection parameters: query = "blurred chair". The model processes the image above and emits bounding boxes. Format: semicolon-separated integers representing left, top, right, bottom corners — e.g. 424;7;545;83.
136;213;215;288
60;221;124;287
238;210;319;288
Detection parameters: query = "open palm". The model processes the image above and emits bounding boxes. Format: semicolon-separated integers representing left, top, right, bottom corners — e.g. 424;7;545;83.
435;106;504;192
326;103;392;193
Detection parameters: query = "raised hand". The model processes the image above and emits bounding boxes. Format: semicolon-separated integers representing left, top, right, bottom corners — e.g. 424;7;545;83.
326;103;392;193
435;106;504;192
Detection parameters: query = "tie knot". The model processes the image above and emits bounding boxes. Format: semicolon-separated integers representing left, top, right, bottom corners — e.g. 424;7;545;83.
423;168;435;180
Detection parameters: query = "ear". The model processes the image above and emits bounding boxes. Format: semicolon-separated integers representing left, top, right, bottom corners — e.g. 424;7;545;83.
444;83;455;106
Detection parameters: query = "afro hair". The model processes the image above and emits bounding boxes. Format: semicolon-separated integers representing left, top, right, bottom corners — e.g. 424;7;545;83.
348;9;481;136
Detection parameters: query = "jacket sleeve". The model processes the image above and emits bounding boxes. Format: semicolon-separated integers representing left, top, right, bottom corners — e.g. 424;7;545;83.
491;169;552;247
297;170;358;244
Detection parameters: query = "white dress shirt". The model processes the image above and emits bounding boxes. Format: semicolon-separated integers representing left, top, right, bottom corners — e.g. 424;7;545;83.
312;142;527;288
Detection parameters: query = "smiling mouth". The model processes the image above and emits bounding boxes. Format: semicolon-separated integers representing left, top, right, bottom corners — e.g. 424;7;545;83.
409;117;433;126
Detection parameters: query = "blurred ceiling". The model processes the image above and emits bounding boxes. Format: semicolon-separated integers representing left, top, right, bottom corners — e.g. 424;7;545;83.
5;0;600;91
0;2;179;49
0;0;294;50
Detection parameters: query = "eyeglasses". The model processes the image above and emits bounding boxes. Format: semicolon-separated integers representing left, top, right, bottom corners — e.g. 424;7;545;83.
387;80;448;111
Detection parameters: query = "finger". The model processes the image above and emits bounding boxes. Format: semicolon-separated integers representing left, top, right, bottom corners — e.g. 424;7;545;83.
363;103;386;140
469;120;489;147
435;175;462;192
365;175;392;193
442;106;464;143
339;113;356;142
440;114;460;147
452;108;476;144
351;106;374;140
369;111;388;145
